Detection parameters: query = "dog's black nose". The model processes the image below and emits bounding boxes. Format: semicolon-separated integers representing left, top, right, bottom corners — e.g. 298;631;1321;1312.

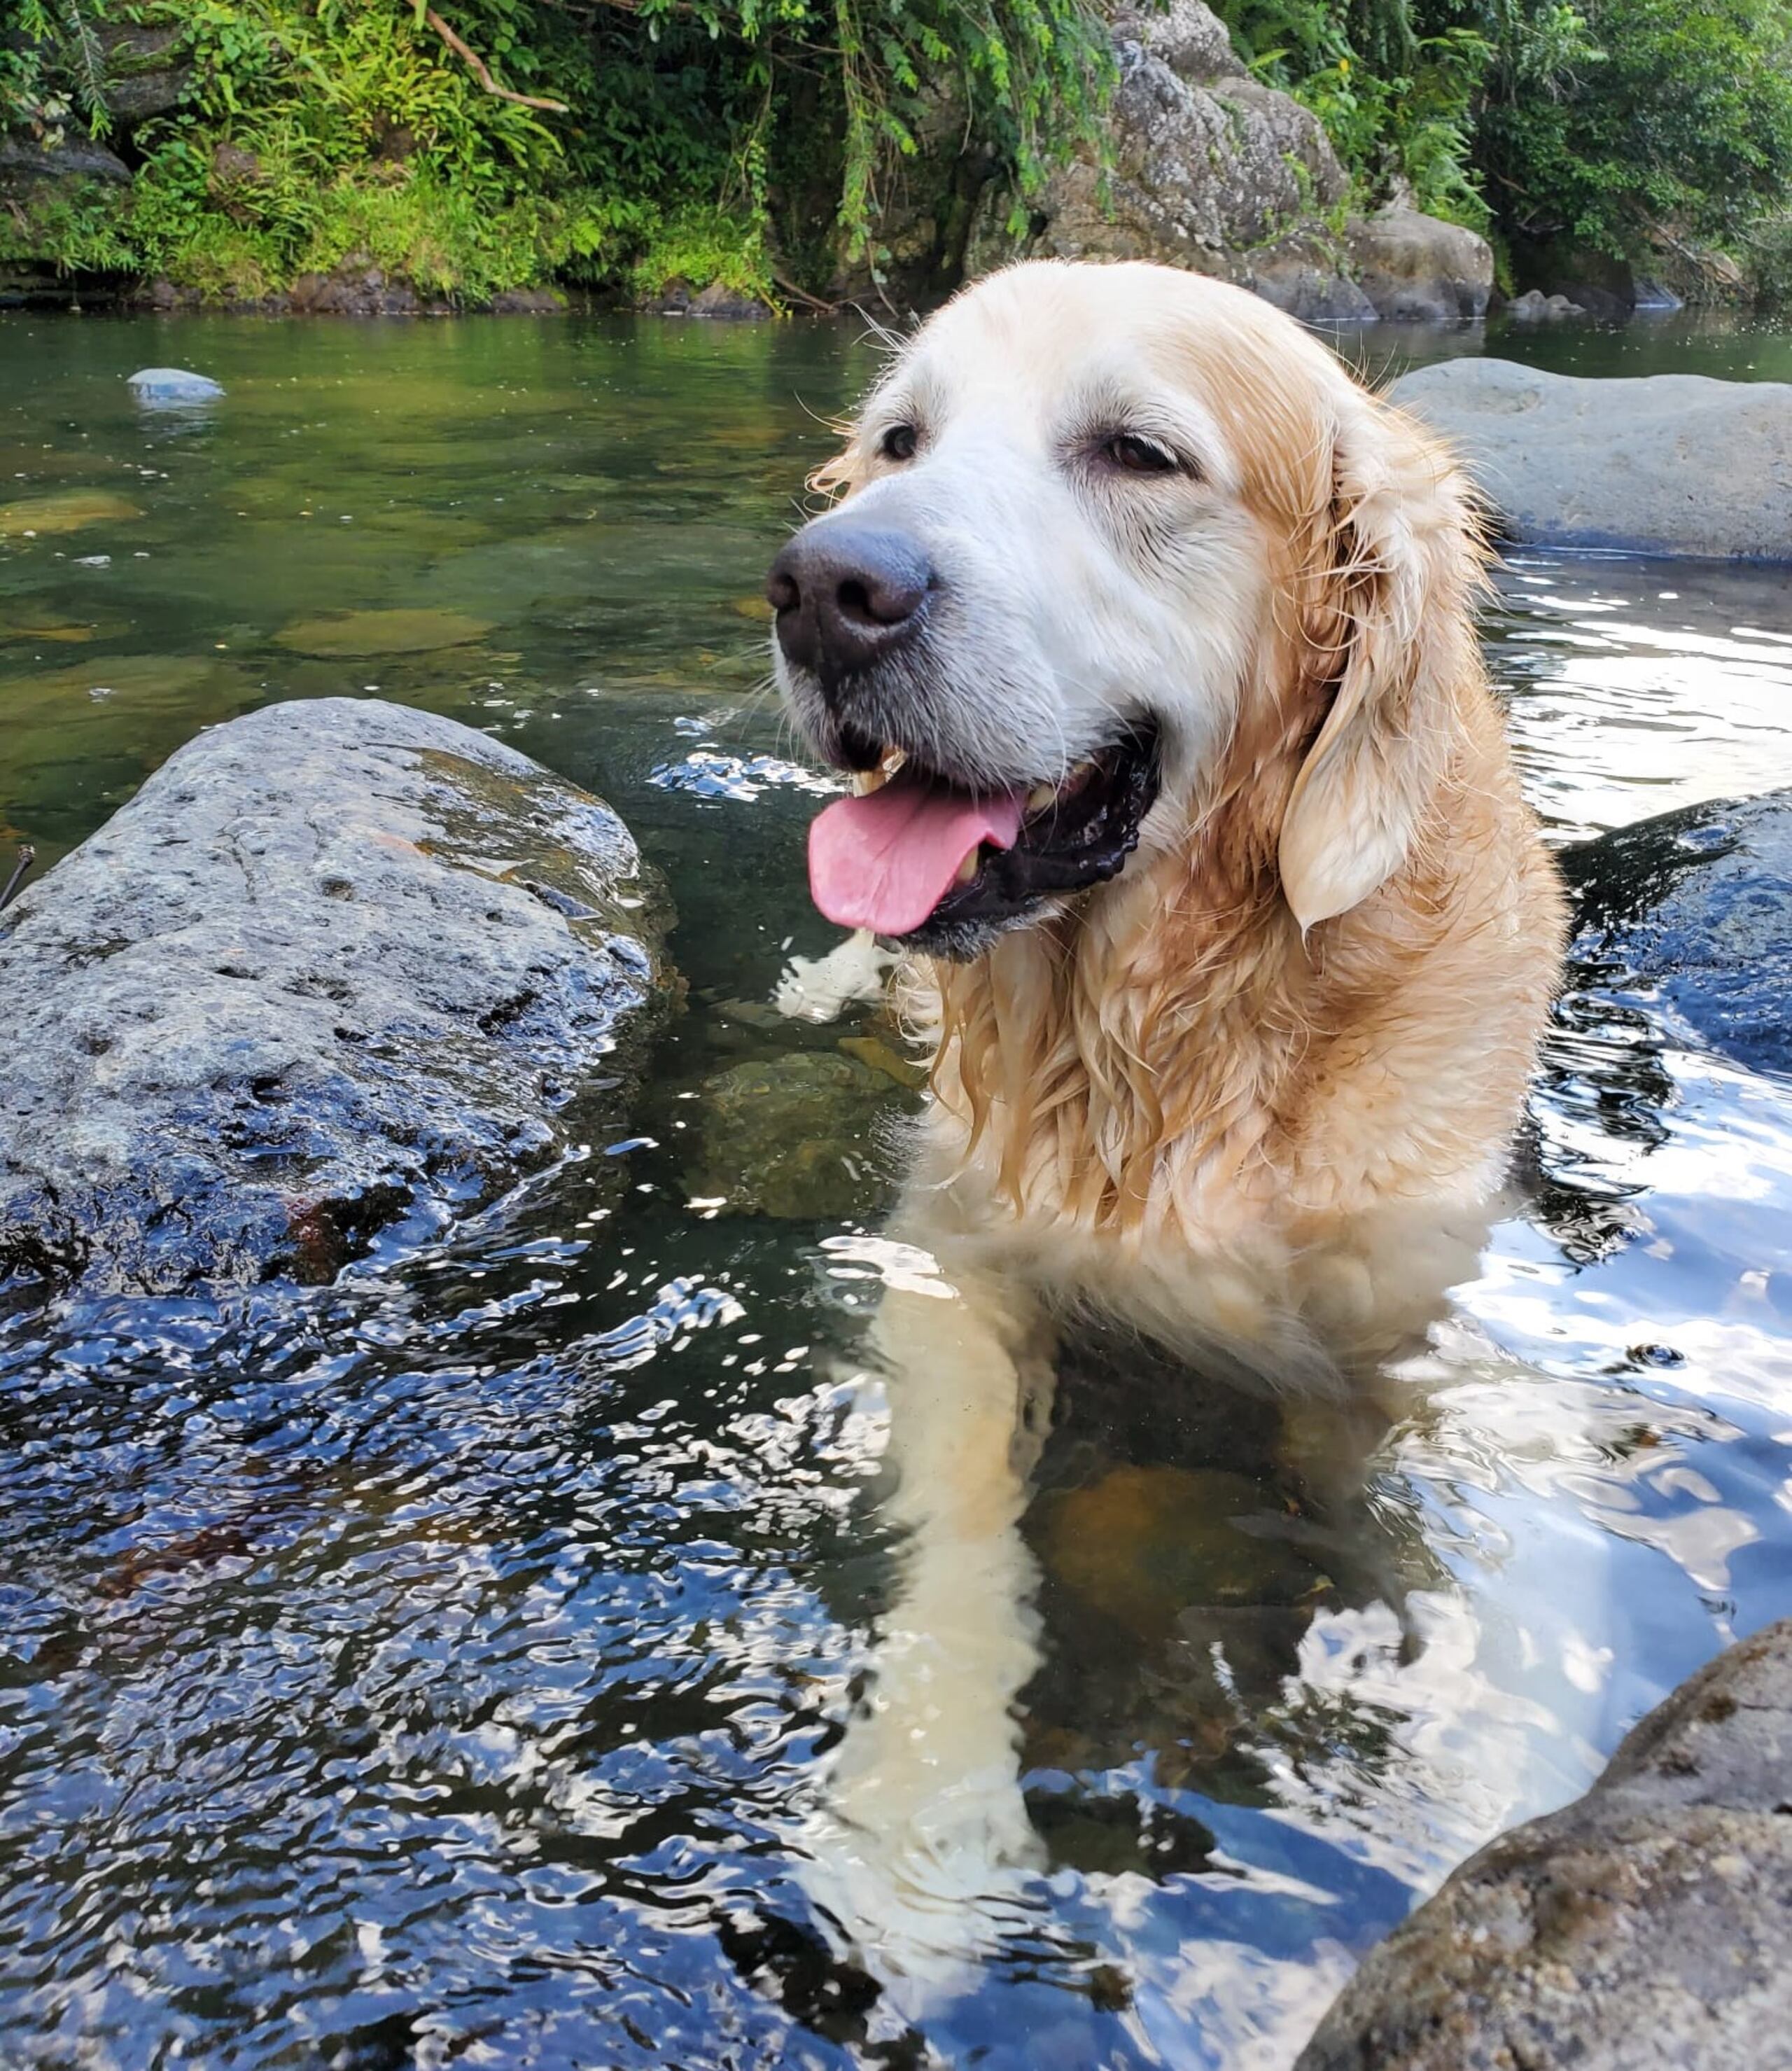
766;523;934;688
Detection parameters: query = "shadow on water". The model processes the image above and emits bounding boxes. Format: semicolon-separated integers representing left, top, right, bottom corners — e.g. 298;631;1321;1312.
2;308;1792;2067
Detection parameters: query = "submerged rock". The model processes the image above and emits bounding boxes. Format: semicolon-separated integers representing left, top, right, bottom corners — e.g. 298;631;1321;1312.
680;1050;909;1219
1388;358;1792;559
0;489;141;538
1296;1619;1792;2070
0;699;673;1296
273;608;493;657
127;367;225;406
1560;788;1792;1079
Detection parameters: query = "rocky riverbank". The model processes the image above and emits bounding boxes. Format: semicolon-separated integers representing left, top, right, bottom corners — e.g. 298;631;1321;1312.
1;1;1490;322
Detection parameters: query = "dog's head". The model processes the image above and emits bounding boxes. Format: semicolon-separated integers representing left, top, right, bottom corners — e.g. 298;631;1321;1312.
770;260;1482;958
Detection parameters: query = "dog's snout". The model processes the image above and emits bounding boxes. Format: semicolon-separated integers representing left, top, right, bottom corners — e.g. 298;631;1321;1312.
766;523;934;686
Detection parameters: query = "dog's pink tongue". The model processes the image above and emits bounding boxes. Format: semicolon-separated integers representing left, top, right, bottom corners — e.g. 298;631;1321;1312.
809;780;1026;935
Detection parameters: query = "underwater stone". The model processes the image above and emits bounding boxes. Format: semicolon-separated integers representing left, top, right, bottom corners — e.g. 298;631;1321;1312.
0;489;141;537
681;1050;909;1219
0;698;673;1296
126;367;226;405
273;608;492;657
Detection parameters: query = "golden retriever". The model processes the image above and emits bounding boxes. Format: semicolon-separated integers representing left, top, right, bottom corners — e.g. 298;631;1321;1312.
765;260;1566;1983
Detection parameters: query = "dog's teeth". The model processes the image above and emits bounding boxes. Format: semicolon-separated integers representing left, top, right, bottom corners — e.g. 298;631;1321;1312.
1026;783;1056;813
955;849;980;884
850;748;906;797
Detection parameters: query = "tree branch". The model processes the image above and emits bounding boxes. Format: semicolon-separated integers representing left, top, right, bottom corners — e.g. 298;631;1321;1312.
424;10;570;112
773;267;841;312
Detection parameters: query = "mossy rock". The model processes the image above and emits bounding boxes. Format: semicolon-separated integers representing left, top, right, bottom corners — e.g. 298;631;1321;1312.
0;610;105;646
0;490;142;538
274;608;493;657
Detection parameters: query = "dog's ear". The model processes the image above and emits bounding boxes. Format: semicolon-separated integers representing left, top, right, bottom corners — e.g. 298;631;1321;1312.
1278;393;1481;933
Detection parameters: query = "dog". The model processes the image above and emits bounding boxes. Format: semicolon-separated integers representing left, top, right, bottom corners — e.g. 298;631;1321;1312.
766;260;1566;1983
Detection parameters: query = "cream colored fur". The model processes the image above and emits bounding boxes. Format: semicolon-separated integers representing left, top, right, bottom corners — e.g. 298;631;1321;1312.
777;260;1567;1989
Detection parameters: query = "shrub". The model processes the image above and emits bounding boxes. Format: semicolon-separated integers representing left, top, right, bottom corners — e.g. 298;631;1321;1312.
4;0;1112;298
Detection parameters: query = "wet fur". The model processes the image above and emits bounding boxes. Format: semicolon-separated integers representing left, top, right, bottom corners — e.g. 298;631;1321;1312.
776;260;1567;1980
806;263;1568;1365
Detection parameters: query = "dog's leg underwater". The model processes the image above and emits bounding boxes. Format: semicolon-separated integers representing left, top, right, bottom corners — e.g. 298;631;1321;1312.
799;1239;1055;1986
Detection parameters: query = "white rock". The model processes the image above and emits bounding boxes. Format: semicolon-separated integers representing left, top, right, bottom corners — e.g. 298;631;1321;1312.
126;367;225;405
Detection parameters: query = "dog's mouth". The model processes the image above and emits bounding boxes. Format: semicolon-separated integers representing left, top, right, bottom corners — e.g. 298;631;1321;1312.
807;723;1162;949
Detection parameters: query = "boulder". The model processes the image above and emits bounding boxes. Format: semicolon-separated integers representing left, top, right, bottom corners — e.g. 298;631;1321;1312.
967;0;1376;321
0;699;673;1297
0;137;131;189
1387;358;1792;559
966;1;1496;324
1504;288;1585;321
286;260;426;316
1346;204;1492;322
645;277;770;320
1558;789;1792;1080
1296;1619;1792;2070
97;19;191;127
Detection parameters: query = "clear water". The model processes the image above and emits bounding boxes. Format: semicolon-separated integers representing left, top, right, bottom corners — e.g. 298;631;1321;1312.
1;309;1791;2070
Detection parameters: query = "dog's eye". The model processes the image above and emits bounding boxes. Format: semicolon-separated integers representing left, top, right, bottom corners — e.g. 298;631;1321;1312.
1101;432;1180;476
878;424;919;463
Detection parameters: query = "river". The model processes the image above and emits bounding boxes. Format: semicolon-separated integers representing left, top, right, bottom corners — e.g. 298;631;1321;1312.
1;305;1790;2069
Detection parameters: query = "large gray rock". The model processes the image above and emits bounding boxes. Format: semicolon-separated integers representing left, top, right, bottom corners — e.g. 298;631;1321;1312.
1388;358;1792;559
1560;789;1792;1080
1347;204;1492;322
966;2;1493;324
0;699;673;1297
967;0;1376;321
0;137;131;188
1297;1619;1792;2070
96;19;191;127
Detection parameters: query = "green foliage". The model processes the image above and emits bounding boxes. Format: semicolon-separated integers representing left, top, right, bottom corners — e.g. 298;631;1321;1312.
3;0;1110;299
10;0;1791;302
3;1;106;137
1476;0;1792;257
0;171;139;270
1223;0;1493;226
1218;0;1792;282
